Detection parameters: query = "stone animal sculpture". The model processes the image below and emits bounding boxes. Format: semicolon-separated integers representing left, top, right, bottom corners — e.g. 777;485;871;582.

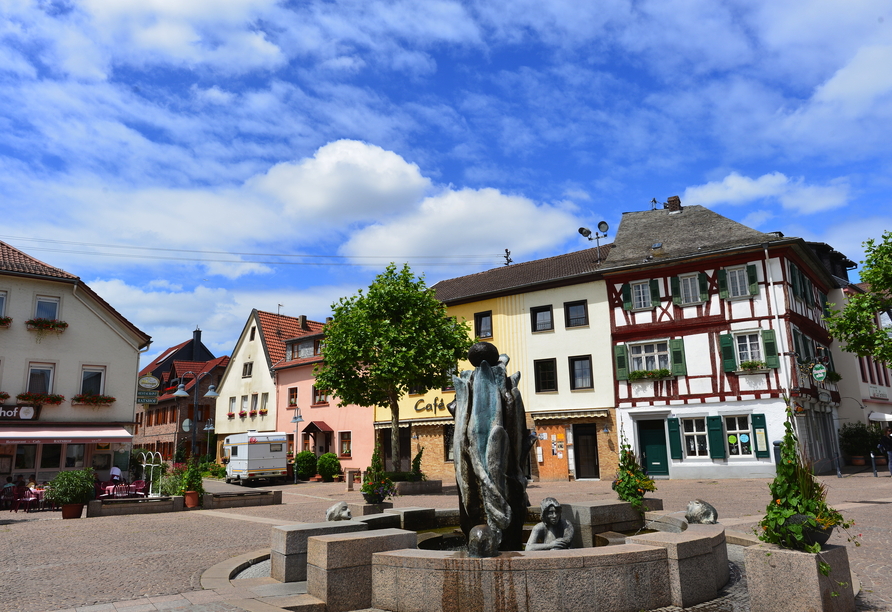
325;501;352;521
448;342;535;555
525;497;575;550
686;499;718;524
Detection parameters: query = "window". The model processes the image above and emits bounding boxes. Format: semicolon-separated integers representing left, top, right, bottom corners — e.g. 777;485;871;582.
339;432;352;456
530;305;553;332
444;424;455;462
629;342;669;372
718;264;758;299
81;367;105;395
249;326;256;341
288;387;298;406
314;339;324;356
622;280;660;310
632;282;651;309
683;418;708;457
65;444;85;468
736;333;762;362
28;363;54;393
720;330;779;372
270;443;283;453
564;300;588;327
726;416;753;456
229;397;236;413
15;445;37;470
35;295;59;319
727;268;748;298
41;444;62;469
312;386;329;405
569;356;593;390
251;394;258;411
0;290;6;316
241;395;248;411
534;359;557;392
475;311;493;338
261;393;268;411
242;362;253;377
680;275;699;304
302;433;311;451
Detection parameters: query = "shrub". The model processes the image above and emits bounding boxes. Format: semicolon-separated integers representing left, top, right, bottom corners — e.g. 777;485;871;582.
45;468;96;505
200;461;226;479
612;432;656;513
839;422;879;457
178;460;205;501
317;453;341;481
361;441;396;501
160;463;187;496
294;450;317;480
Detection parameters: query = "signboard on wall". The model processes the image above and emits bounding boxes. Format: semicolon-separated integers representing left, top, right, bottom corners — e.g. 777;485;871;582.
0;405;41;421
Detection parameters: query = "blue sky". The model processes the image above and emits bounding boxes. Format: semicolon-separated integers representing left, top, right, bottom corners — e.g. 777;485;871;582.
2;1;891;363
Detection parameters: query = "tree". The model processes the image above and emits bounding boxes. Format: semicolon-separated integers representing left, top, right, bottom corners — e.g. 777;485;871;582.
314;263;474;472
825;231;892;363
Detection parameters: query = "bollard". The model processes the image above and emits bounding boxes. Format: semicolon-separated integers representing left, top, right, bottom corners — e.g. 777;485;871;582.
772;440;782;464
870;453;878;477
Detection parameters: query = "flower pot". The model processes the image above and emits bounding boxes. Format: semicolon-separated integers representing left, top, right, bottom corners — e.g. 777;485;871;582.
848;456;866;466
788;514;834;548
362;493;384;504
61;503;84;519
875;456;888;466
183;491;200;508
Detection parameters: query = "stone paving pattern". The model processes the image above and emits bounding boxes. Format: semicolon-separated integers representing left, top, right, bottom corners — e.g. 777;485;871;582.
1;468;890;612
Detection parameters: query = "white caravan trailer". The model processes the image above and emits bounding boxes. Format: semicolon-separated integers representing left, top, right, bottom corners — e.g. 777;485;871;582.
223;430;289;484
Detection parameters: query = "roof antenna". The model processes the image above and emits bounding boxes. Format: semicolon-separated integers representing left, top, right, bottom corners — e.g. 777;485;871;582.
578;222;609;265
504;249;513;266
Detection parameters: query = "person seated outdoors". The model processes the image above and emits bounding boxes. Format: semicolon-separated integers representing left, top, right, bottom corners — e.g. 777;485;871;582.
1;477;14;509
15;475;26;487
27;474;37;488
109;466;125;484
525;497;575;551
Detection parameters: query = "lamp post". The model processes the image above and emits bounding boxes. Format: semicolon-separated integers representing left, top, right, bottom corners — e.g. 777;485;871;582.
204;418;215;460
173;372;220;460
291;409;304;484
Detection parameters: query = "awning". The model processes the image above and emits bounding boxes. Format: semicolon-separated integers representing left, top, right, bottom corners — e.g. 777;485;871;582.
868;412;892;422
0;426;133;445
302;421;333;435
373;418;454;429
532;409;610;421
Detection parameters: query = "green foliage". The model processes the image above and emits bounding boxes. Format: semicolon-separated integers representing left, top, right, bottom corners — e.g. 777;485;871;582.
612;433;656;513
294;450;318;480
316;453;342;481
361;441;396;500
200;461;226;479
45;468;96;505
313;263;473;471
178;460;205;501
824;230;892;363
758;410;856;552
838;421;882;457
628;368;671;381
174;439;187;463
739;360;767;371
410;446;426;482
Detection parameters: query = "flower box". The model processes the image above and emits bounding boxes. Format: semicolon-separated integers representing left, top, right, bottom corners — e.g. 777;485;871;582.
71;393;116;406
16;392;65;405
258;409;268;415
25;318;68;342
238;411;248;418
227;412;236;419
0;316;11;328
249;410;258;417
0;391;9;402
628;369;672;381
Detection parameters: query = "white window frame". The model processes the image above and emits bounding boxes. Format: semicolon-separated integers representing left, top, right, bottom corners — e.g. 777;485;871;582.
261;393;269;410
682;417;709;458
631;281;651;310
80;366;106;395
28;363;55;394
251;394;258;411
35;295;60;320
735;332;762;364
725;415;753;456
679;274;700;305
726;267;749;298
569;355;593;390
629;341;670;372
241;395;248;411
0;290;7;316
229;397;236;413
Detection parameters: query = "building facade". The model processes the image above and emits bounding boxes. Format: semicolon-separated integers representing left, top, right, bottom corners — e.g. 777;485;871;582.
0;241;151;482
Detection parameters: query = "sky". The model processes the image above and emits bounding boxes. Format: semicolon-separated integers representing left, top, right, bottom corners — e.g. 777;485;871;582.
2;0;891;364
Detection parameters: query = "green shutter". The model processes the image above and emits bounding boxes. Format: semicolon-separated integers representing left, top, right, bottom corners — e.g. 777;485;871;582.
805;279;814;307
762;329;780;369
671;276;681;305
720;334;737;372
667;418;683;460
820;292;830;319
792;329;802;360
650;279;661;307
699;272;709;302
614;344;628;380
751;413;770;458
747;264;758;296
791;265;801;300
670;338;687;376
621;283;632;311
707;416;726;459
718;269;728;299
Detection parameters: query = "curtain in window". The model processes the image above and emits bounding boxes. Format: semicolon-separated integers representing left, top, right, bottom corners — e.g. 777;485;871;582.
28;368;51;393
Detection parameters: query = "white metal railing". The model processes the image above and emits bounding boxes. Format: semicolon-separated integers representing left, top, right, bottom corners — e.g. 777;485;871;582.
139;452;165;497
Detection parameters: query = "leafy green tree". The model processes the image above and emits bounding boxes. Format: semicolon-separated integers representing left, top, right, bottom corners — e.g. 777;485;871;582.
825;231;892;363
314;263;473;471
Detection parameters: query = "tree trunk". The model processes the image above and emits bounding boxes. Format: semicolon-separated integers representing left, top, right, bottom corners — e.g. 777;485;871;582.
389;391;403;473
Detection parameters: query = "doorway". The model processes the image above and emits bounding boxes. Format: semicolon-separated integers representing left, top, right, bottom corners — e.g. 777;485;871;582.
637;420;669;477
573;424;600;479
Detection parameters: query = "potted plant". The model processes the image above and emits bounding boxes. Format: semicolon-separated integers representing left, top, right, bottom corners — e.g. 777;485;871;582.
838;422;874;465
739;359;767;372
316;452;341;482
0;391;8;403
612;432;656;514
0;315;11;328
25;317;68;342
628;368;672;381
360;442;396;504
178;460;204;508
258;408;268;416
16;392;65;405
71;393;116;406
238;410;247;418
45;468;96;519
249;409;258;417
227;412;235;419
294;450;317;481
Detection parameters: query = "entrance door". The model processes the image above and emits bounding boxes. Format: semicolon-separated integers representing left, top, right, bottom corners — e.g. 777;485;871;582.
637;420;669;477
381;427;411;471
573;425;600;479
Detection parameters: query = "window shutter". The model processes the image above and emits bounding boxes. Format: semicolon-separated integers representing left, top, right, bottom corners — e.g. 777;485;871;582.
650;279;661;308
751;413;770;458
718;269;728;299
804;279;814;307
707;416;726;459
747;264;758;296
621;284;632;311
670;338;687;376
819;292;830;319
667;418;683;460
790;265;801;300
671;276;681;305
614;345;628;381
698;272;709;302
720;334;737;372
762;329;780;369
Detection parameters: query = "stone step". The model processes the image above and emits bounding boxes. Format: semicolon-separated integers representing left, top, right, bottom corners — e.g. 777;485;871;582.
273;593;327;611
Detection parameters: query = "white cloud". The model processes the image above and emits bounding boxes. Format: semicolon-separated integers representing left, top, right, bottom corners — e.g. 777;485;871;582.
683;172;849;214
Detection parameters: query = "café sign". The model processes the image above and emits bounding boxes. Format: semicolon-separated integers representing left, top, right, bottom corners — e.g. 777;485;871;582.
0;405;41;421
414;397;449;414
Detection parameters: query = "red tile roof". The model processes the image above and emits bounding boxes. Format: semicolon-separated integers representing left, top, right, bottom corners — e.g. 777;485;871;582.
139;339;191;376
255;311;324;368
158;356;230;399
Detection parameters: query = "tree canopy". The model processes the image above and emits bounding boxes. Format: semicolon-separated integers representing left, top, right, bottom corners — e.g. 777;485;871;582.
314;263;473;471
825;231;892;363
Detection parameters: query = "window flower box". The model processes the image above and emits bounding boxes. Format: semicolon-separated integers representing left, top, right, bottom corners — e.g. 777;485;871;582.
258;408;268;415
249;410;258;417
71;393;116;406
25;318;68;342
0;391;9;403
628;368;672;381
0;316;11;328
227;412;236;419
739;360;766;372
16;392;65;405
238;410;248;418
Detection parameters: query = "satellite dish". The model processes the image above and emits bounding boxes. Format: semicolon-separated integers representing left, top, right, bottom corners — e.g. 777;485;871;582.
578;227;592;238
598;221;609;233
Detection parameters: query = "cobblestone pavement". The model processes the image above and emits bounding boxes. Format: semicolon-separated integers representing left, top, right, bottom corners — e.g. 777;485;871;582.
1;467;889;612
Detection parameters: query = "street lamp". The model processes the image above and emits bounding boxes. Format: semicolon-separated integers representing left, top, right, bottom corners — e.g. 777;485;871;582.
204;418;215;460
173;372;220;460
291;408;304;483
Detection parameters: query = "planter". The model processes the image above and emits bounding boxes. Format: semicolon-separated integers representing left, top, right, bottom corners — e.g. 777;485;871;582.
362;493;385;504
61;503;84;519
874;455;888;466
183;491;200;508
848;456;866;466
788;514;834;548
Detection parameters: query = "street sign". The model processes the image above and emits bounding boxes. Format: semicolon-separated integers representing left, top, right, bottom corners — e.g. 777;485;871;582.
136;390;158;397
812;363;827;382
138;398;158;404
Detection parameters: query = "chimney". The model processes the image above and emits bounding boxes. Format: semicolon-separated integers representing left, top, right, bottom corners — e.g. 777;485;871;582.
299;315;308;330
666;196;682;212
325;317;333;324
193;327;202;360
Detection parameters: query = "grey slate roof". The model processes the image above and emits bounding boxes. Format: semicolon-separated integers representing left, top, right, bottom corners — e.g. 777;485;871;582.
433;244;612;303
602;206;783;269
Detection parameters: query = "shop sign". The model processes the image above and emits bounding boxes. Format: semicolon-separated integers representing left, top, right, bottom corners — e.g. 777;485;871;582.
138;375;161;390
137;389;159;404
869;385;889;400
812;363;827;382
414;397;448;414
0;404;41;421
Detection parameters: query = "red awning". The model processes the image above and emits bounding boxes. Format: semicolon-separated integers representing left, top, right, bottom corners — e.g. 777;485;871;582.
302;421;333;434
0;426;132;445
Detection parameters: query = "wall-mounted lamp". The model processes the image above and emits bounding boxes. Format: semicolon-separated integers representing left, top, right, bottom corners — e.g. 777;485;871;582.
602;426;610;435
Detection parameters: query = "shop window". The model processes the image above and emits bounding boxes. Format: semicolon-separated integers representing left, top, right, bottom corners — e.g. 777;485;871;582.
35;295;60;319
339;432;352;457
81;366;105;395
530;305;553;332
65;444;85;468
475;311;493;338
534;359;557;392
683;418;708;457
28;363;54;393
242;362;253;377
726;416;753;456
40;444;63;469
444;424;455;462
564;300;588;327
568;356;593;390
15;445;37;470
